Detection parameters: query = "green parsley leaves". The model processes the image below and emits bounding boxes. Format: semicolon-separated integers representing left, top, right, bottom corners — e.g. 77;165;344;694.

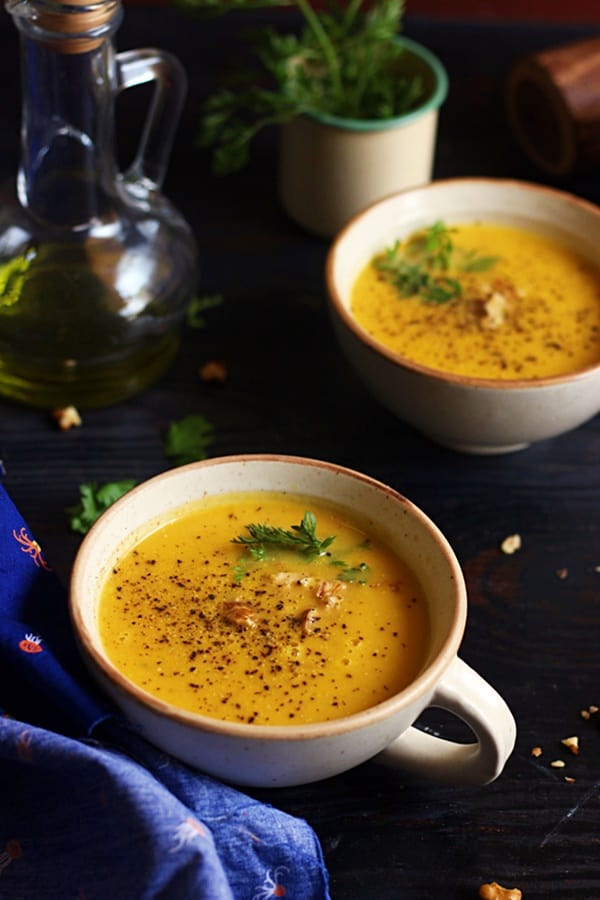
186;294;223;329
164;414;215;466
187;0;423;174
374;220;500;304
233;510;336;559
233;510;370;582
66;480;137;534
67;414;216;534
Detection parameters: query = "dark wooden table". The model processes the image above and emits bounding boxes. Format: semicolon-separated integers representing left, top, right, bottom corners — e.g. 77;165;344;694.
1;6;599;898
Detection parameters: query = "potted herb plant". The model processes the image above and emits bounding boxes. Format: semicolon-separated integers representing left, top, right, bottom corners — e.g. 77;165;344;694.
183;0;448;237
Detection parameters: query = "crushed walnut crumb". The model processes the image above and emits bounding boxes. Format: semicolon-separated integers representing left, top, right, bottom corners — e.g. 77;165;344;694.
561;735;579;755
478;881;522;900
550;759;566;768
555;568;568;580
530;746;542;758
500;533;521;555
465;276;522;332
481;291;508;330
51;405;81;431
300;607;320;635
315;579;346;607
199;360;228;383
221;601;257;630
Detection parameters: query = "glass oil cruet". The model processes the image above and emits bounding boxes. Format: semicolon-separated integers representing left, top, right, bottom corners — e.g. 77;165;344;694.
0;0;197;408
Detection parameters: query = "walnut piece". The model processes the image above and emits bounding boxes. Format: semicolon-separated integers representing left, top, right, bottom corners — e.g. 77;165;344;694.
561;735;579;755
478;882;522;900
221;601;257;629
300;607;320;635
199;360;228;383
51;405;81;431
272;573;346;607
273;572;312;588
500;534;521;555
464;276;520;331
315;579;346;607
481;291;508;330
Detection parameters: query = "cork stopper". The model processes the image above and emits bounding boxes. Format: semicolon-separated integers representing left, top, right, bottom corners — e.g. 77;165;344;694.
23;0;120;53
506;36;600;176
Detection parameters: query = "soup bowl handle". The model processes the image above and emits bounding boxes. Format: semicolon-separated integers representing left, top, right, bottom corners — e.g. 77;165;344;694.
374;656;517;785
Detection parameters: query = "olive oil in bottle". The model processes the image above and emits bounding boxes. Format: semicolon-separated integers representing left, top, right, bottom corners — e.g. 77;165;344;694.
0;0;197;408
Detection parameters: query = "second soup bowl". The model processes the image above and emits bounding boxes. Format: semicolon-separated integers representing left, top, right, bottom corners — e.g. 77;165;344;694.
70;454;516;788
326;178;600;454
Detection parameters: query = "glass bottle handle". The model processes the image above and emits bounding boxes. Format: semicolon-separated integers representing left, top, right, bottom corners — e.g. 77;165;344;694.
116;48;187;191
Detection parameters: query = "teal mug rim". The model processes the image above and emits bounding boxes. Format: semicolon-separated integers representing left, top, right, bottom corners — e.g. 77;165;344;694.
303;36;449;133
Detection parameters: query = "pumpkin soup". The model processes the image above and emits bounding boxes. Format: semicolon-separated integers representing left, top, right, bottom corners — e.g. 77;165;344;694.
98;491;430;726
351;221;600;379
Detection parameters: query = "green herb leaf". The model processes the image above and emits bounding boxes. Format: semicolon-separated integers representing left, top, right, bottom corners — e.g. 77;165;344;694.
375;220;499;304
66;480;137;534
186;293;224;328
233;562;248;583
232;510;336;558
421;276;462;304
184;0;421;173
460;252;501;273
336;561;370;583
164;414;215;466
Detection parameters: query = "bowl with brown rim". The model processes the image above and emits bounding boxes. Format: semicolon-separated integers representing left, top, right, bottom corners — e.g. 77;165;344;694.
325;177;600;453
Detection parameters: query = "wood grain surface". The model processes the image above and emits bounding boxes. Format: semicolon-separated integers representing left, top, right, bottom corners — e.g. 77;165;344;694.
1;7;599;899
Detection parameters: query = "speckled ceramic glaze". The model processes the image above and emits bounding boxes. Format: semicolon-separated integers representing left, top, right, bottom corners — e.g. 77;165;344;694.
70;455;516;788
326;178;600;454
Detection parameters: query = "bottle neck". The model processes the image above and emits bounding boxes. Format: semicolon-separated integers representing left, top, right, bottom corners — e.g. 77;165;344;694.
9;0;122;229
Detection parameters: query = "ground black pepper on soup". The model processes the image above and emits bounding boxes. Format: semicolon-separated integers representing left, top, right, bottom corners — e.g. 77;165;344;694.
98;491;430;726
351;221;600;379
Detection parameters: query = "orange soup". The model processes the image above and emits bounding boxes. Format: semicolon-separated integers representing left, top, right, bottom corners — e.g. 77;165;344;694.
98;491;430;726
351;221;600;380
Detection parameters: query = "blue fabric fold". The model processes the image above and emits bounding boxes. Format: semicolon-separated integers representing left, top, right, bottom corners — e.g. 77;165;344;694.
0;483;330;899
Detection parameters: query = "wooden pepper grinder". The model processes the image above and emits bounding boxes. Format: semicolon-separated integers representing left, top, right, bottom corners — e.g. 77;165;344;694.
506;35;600;176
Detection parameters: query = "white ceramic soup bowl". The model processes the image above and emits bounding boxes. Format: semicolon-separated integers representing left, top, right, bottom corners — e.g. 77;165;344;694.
325;177;600;454
70;454;516;788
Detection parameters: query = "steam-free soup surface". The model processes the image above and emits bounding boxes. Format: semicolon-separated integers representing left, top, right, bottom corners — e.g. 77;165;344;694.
351;222;600;379
99;491;430;726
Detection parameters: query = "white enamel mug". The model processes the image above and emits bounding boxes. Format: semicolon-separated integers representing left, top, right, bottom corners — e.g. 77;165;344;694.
69;454;516;788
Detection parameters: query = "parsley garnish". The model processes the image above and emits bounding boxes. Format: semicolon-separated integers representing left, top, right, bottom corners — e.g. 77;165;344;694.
233;511;371;581
67;416;215;533
374;220;500;304
66;479;137;534
182;0;424;174
186;294;224;329
335;561;370;583
233;510;336;559
233;562;248;583
164;414;215;466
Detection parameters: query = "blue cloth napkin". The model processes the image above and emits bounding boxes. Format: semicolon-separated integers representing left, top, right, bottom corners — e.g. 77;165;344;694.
0;482;330;899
